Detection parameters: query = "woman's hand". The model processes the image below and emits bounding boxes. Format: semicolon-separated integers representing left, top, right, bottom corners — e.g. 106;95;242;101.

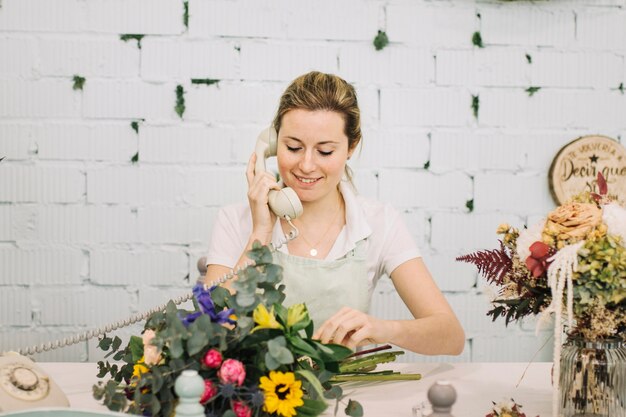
313;307;395;350
246;152;280;243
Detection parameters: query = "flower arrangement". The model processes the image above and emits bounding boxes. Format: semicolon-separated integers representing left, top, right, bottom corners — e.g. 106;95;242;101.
457;173;626;342
486;399;538;417
93;243;420;417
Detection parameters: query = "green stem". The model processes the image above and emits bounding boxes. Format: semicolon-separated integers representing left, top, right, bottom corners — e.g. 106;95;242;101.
339;351;404;373
331;373;421;383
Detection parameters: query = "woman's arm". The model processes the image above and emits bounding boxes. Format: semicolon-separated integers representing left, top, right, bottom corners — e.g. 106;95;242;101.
313;258;465;355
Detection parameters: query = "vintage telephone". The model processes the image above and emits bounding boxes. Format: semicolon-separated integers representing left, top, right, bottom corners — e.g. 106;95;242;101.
255;127;303;220
0;352;69;412
0;129;304;414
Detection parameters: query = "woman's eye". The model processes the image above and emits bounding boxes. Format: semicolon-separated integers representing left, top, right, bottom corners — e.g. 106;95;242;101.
318;150;333;156
287;146;301;152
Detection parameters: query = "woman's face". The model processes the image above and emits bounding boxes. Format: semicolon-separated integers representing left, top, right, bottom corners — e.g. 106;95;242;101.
277;109;353;204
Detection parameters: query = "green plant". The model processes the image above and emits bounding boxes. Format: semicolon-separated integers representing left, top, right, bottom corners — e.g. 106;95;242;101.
191;79;220;86
183;1;189;28
73;75;86;90
373;30;389;51
471;95;480;119
472;31;484;48
175;85;185;118
120;34;144;49
525;86;541;97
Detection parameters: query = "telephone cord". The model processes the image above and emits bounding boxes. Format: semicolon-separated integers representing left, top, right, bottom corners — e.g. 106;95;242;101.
6;218;299;357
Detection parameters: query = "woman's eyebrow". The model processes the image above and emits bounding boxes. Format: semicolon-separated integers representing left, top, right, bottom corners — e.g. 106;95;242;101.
285;136;340;145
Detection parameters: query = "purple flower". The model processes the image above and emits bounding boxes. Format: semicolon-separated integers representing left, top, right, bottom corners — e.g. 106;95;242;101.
181;284;235;327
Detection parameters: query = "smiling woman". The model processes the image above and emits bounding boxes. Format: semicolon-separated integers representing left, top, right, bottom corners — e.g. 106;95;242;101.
204;71;465;356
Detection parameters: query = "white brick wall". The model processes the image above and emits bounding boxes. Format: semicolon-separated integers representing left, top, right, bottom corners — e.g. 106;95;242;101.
1;0;624;364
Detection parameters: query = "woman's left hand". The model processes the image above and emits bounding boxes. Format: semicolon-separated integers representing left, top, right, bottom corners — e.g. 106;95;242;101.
313;307;394;350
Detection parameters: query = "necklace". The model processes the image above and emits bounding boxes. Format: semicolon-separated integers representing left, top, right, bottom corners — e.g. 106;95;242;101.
296;200;344;257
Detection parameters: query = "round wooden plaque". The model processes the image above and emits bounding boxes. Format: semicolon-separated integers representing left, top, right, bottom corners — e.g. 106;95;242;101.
549;135;626;205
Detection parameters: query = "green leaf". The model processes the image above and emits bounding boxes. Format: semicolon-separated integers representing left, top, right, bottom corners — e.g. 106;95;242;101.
296;398;328;417
223;411;237;417
423;160;430;170
618;82;624;94
525;86;541;97
191;79;220;86
268;336;294;365
472;31;484;48
98;337;113;351
187;328;208;356
323;385;343;400
129;336;144;362
296;369;326;400
130;121;139;134
288;335;319;360
471;95;479;119
169;335;184;358
175;85;186;118
72;75;86;90
119;34;144;49
183;1;189;28
131;152;139;164
466;199;474;213
345;399;364;417
525;53;532;64
373;30;389;51
111;336;122;351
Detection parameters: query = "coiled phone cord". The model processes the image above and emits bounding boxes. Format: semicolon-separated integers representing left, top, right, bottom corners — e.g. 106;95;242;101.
7;218;300;357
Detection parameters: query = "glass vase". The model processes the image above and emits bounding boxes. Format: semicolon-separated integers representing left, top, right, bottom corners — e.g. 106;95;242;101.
559;337;626;417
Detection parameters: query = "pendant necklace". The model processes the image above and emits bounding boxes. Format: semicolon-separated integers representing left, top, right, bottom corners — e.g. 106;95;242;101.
297;200;343;257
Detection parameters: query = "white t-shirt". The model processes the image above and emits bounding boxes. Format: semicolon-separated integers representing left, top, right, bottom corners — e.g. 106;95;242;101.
205;182;421;289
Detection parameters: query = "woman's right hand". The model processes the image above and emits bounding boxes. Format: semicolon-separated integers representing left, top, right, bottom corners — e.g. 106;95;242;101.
246;152;280;244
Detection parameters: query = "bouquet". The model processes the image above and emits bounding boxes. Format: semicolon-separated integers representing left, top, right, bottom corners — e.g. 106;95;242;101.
458;173;626;342
93;243;420;417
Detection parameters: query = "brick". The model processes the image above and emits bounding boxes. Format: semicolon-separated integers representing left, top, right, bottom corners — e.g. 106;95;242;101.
379;170;472;209
35;205;138;243
480;6;575;47
0;124;36;160
474;173;556;215
480;89;626;130
185;82;283;124
0;37;38;77
137;287;195;320
82;80;174;120
354;86;379;126
472;332;554;362
0;0;85;32
0;206;35;242
141;38;239;82
380;87;473;127
339;44;433;86
0;330;88;362
184;167;248;206
387;4;476;46
0;287;32;326
0;165;84;203
137;206;217;245
355;128;430;169
436;48;529;87
139;125;231;164
188;0;287;38
0;80;81;118
0;248;83;285
431;212;525;252
530;51;623;88
240;41;338;82
231;126;273;164
430;131;576;173
400;208;429;251
421;251;477;292
446;292;510;337
39;37;139;78
84;0;184;35
351;169;379;200
35;123;137;162
34;287;134;326
87;166;186;205
576;9;626;51
91;249;189;286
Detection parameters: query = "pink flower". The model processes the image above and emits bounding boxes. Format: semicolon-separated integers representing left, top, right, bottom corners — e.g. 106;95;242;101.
232;400;252;417
218;359;246;386
141;329;162;366
200;379;218;404
203;349;223;369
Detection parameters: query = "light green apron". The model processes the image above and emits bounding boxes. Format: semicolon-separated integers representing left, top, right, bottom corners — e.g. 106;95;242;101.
272;239;369;329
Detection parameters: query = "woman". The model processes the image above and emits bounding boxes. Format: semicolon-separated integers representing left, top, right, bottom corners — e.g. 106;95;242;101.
205;71;464;355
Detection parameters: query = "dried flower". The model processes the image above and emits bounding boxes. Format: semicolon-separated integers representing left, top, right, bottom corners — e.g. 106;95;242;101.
141;329;162;366
543;202;602;248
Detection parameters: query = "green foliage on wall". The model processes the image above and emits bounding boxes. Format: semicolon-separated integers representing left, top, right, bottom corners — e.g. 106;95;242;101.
618;83;624;94
191;79;220;86
72;75;86;90
525;53;532;64
373;30;389;51
472;32;484;48
120;34;144;49
183;1;189;28
423;160;430;170
131;121;139;134
471;95;479;119
175;85;186;118
526;86;541;97
466;199;474;212
131;152;139;164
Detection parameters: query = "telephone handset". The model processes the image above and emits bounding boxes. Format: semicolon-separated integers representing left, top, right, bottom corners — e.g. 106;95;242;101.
255;127;303;220
0;353;69;412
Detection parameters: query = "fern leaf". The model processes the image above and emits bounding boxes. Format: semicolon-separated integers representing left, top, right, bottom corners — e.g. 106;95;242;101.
456;243;512;285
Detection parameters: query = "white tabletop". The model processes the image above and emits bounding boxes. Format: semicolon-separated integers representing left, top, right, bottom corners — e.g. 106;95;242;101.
38;362;554;417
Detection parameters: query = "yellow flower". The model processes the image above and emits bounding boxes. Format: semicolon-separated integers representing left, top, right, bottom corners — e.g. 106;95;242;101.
132;357;149;380
286;303;308;328
259;371;304;417
252;304;282;333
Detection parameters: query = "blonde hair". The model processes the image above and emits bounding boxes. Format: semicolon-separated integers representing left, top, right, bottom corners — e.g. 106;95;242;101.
273;72;361;183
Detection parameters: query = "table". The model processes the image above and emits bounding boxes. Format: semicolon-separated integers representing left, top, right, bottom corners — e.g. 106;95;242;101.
37;362;553;416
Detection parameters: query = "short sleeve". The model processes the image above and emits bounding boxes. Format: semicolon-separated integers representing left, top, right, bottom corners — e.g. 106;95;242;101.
205;205;248;269
381;206;421;277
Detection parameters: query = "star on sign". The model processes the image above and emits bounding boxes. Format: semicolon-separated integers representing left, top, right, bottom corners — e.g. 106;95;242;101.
589;154;599;163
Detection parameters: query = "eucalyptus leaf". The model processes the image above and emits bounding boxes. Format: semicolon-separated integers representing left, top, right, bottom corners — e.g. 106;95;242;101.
169;335;184;358
98;337;112;351
345;399;364;417
129;335;144;362
187;329;208;356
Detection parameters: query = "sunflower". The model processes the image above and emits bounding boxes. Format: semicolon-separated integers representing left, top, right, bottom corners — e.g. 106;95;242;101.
259;371;304;417
131;357;149;380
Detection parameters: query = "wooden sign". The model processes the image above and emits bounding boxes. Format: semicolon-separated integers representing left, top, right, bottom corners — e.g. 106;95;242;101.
549;135;626;205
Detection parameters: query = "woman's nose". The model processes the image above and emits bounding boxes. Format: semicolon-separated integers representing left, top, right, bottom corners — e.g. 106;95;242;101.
299;150;316;172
